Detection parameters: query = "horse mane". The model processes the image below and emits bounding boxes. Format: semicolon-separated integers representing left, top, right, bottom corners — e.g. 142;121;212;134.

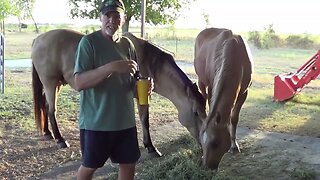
207;37;241;126
143;41;205;104
208;43;224;112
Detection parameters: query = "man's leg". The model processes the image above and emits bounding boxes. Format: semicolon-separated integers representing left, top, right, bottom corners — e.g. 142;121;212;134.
77;165;97;180
118;163;136;180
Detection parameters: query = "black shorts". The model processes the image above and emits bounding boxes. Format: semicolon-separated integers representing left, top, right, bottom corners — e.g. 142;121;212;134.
80;127;141;168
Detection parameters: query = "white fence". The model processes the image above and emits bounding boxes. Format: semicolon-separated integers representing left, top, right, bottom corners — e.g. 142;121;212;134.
1;33;4;93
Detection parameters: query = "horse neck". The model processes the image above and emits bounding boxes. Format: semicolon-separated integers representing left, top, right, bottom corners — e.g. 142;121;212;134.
154;64;194;110
141;42;199;111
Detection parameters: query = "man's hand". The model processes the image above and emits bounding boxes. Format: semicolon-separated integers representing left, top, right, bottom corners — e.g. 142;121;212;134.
109;60;138;76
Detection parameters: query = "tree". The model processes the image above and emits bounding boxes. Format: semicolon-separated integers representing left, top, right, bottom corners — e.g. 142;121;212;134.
0;0;12;20
68;0;195;32
0;0;37;33
0;0;14;33
13;0;38;33
201;11;210;28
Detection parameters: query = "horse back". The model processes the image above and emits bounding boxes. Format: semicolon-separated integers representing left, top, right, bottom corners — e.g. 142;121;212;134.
32;29;84;88
194;28;233;86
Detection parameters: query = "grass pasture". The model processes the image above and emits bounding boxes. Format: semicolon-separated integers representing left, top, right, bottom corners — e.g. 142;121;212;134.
1;27;320;179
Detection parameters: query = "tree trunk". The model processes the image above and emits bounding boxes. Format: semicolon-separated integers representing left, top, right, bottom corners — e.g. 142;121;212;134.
31;15;39;33
28;9;39;33
1;20;5;35
18;17;21;32
0;21;2;33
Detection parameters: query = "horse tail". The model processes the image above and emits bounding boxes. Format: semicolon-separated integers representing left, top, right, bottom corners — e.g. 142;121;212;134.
32;63;46;133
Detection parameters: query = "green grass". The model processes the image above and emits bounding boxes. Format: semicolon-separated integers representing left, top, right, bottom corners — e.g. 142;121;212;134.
4;32;38;60
137;135;226;180
1;27;320;179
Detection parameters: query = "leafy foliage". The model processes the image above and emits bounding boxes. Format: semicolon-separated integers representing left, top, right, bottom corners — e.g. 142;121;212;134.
13;0;36;20
247;24;316;49
246;24;283;49
67;0;195;32
247;31;262;49
1;0;37;33
0;0;14;20
261;24;282;49
285;35;314;49
1;0;35;21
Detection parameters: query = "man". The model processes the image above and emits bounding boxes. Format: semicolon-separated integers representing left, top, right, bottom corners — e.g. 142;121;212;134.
74;0;151;179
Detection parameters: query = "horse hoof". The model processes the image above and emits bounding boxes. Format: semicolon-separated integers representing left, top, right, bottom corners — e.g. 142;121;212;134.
146;147;162;157
43;134;54;140
57;141;70;149
228;147;240;154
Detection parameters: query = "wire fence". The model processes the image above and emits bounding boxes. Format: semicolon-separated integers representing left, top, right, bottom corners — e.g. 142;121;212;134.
129;31;196;62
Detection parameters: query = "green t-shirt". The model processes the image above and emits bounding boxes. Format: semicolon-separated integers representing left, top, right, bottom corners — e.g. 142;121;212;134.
74;30;137;131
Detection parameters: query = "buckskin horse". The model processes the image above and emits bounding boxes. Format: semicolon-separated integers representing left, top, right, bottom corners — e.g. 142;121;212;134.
31;29;206;157
194;27;253;169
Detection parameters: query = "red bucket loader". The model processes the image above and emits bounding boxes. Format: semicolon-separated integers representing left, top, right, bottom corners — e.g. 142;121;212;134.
273;50;320;102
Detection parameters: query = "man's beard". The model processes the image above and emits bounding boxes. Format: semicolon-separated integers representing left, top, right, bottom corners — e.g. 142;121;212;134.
104;28;117;36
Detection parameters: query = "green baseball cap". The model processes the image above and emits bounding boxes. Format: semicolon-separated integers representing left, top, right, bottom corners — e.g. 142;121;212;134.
100;0;125;15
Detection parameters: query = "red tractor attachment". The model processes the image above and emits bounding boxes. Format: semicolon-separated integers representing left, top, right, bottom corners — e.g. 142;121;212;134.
273;50;320;102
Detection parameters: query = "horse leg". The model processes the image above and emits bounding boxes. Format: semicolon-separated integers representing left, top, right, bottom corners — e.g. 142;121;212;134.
40;91;53;140
44;84;69;148
229;91;248;154
137;104;162;157
43;112;54;140
198;79;207;101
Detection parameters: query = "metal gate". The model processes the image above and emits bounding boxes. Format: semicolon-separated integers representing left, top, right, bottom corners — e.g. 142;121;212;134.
0;33;4;93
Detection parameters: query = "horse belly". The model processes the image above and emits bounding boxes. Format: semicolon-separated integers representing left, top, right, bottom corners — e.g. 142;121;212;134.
194;48;210;86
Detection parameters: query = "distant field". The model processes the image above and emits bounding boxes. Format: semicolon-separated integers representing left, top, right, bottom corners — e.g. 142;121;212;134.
3;25;201;60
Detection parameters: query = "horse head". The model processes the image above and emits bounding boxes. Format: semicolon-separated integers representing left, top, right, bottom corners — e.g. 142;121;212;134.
200;110;232;170
180;82;207;144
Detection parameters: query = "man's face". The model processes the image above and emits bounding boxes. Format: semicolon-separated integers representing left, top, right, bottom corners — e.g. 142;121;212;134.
101;11;123;36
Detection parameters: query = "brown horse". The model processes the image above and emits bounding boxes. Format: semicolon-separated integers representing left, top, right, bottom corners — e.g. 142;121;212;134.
31;29;206;157
194;28;253;169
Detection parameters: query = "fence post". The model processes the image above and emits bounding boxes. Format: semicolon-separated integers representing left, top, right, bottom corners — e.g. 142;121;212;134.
1;33;4;94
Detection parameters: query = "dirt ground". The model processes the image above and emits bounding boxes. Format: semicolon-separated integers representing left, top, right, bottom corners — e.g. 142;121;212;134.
1;69;320;179
41;122;320;180
1;116;320;180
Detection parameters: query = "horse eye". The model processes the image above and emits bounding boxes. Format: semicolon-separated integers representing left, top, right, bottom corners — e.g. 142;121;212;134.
194;112;199;117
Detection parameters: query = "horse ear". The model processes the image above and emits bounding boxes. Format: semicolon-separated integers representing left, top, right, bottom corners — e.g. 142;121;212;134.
193;82;198;89
187;83;198;96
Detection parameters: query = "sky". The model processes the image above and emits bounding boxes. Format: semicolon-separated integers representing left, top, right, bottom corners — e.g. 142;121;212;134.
10;0;320;34
176;0;320;34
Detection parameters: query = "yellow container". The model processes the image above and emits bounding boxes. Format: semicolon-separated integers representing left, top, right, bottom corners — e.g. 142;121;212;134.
136;77;150;105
